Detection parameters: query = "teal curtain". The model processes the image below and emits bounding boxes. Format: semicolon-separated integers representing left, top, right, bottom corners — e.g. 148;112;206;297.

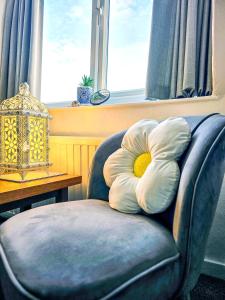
0;0;44;100
146;0;212;100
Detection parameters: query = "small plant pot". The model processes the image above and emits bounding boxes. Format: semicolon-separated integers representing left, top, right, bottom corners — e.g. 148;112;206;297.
77;86;93;104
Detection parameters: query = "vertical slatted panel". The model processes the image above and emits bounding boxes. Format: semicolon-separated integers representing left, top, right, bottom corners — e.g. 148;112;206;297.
66;144;76;200
59;144;67;173
66;144;74;175
55;144;61;172
73;145;82;200
49;143;57;171
81;144;89;199
49;136;104;201
88;145;96;170
74;145;81;175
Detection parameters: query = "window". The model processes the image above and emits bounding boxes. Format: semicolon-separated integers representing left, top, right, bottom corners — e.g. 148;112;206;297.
41;0;153;104
41;0;92;103
107;0;152;92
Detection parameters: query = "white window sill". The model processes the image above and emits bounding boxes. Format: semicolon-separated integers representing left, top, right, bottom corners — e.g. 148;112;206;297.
46;94;219;111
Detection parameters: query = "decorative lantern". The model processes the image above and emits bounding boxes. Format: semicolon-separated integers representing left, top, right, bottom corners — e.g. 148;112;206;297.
0;82;52;182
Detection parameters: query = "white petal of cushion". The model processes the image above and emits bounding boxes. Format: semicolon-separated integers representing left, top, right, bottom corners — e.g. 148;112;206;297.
122;119;158;155
103;148;136;187
109;174;140;213
136;160;180;214
149;117;191;160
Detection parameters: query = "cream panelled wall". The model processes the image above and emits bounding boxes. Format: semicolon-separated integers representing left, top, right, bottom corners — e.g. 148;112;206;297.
49;136;104;199
49;96;222;137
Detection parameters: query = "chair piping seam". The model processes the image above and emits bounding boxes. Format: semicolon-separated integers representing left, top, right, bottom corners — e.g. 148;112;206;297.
0;242;179;300
0;244;39;300
100;253;180;300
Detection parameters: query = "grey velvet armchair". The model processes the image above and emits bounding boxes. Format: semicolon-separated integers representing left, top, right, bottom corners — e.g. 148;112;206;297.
0;114;225;300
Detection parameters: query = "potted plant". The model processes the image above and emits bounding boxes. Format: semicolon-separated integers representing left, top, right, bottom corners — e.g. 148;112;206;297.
77;75;94;104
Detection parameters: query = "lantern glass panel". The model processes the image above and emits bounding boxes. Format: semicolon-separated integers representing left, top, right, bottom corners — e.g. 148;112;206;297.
29;117;47;163
1;116;18;165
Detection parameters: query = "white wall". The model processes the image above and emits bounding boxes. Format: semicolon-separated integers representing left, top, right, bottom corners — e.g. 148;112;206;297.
203;0;225;279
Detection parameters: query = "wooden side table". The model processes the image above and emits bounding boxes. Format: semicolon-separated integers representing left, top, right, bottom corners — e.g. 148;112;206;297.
0;174;82;214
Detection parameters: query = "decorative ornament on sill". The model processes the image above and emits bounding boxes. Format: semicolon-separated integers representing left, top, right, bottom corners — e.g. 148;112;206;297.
90;89;110;105
0;82;53;182
77;75;94;104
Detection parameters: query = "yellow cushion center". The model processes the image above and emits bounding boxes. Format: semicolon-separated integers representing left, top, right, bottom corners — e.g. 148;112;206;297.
133;152;152;177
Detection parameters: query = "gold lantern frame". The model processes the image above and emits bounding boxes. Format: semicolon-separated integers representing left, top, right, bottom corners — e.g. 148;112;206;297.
0;83;53;182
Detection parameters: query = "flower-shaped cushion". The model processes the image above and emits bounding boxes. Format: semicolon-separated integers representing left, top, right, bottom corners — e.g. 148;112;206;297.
103;117;191;214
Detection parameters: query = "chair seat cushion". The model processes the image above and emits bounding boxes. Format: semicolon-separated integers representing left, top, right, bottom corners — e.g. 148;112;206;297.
0;200;181;300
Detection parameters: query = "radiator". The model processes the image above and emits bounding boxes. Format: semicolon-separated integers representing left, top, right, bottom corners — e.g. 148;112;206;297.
49;136;104;200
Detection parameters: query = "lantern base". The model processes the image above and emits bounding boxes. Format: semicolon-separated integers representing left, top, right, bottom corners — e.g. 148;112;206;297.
0;171;66;183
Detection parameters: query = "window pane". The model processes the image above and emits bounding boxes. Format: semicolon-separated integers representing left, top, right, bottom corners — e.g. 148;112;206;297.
41;0;92;103
107;0;153;92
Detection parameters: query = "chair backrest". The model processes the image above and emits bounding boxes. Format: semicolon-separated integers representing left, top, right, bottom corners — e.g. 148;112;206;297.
172;114;225;294
87;114;225;294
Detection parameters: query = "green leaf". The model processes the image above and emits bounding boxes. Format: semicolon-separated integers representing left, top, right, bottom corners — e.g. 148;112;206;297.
80;74;94;87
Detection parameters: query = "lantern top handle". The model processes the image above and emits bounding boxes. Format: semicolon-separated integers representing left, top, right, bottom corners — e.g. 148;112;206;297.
19;82;30;97
0;82;50;118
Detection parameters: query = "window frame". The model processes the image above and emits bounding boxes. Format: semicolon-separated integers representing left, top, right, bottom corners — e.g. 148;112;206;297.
42;0;148;106
90;0;148;99
90;0;109;91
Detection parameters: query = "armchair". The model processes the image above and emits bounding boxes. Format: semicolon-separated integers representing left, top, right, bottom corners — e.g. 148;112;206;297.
0;114;225;300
